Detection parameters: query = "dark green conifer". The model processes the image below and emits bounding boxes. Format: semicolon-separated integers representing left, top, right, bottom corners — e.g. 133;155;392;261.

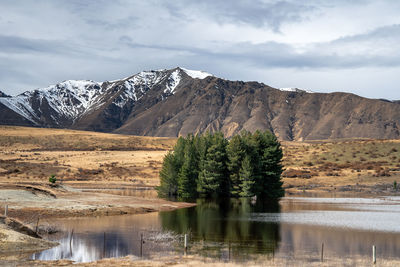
239;155;255;197
227;134;245;196
157;130;284;200
177;135;199;199
197;132;229;196
158;152;178;197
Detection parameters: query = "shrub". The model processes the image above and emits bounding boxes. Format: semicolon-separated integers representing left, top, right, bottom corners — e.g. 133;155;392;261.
49;174;56;184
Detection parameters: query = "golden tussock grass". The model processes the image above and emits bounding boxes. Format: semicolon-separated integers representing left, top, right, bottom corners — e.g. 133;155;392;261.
0;126;399;193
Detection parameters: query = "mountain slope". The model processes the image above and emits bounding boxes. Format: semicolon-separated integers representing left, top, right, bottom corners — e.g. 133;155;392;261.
1;67;400;140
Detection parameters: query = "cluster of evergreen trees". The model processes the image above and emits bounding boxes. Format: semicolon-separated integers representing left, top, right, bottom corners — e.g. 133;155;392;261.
157;130;284;199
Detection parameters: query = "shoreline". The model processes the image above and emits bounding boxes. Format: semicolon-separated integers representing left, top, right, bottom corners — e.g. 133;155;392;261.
0;182;195;222
11;254;400;267
2;183;400;266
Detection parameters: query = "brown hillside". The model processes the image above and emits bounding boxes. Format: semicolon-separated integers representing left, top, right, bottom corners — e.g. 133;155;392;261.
115;77;400;140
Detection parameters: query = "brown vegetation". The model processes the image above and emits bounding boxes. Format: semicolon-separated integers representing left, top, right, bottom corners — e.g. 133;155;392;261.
281;139;400;194
0;126;175;188
0;126;399;196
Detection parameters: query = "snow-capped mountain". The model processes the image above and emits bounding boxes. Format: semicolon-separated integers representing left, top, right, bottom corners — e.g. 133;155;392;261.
0;67;212;128
0;80;103;125
1;67;400;140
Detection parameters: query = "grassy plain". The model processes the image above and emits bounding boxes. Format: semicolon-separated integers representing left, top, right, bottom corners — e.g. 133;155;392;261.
0;126;399;195
282;139;400;195
0;126;175;188
1;126;400;265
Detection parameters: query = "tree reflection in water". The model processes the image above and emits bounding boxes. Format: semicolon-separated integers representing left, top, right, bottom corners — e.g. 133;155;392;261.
159;198;281;260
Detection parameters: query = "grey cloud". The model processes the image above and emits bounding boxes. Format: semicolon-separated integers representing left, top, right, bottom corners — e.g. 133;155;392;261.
1;0;400;99
118;31;400;70
333;24;400;43
0;35;105;59
0;35;63;54
163;0;315;31
84;16;139;30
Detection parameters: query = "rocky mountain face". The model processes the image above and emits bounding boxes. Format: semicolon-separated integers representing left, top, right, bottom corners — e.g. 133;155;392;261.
1;67;400;141
0;91;10;98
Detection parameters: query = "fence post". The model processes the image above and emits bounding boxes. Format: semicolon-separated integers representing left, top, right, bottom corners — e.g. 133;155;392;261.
69;229;74;256
184;234;188;255
373;245;376;264
321;242;324;262
103;232;106;258
35;217;40;233
4;204;8;217
228;241;231;261
140;233;143;257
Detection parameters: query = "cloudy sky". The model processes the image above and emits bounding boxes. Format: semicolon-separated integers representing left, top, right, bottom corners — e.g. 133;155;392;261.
1;0;400;99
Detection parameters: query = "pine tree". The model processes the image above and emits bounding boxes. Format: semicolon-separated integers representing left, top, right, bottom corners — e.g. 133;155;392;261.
254;130;284;198
239;155;255;197
227;134;245;196
157;130;284;200
197;132;229;196
158;152;178;197
177;135;199;199
174;136;187;168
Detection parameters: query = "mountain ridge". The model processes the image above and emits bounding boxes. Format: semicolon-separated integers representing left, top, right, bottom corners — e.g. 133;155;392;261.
1;67;400;141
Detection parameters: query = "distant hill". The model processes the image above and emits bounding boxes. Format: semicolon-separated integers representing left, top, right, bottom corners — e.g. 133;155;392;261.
1;67;400;140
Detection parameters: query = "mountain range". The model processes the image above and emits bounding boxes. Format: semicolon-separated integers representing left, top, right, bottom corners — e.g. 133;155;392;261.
1;67;400;141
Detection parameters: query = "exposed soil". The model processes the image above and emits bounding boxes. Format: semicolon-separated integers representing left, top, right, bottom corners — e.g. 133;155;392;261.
0;183;194;264
0;216;57;260
0;183;194;222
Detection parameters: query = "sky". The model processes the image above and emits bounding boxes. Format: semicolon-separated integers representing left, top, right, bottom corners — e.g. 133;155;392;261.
1;0;400;100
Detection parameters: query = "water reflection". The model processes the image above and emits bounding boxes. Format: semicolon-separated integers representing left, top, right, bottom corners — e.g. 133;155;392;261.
30;196;400;263
31;213;176;262
159;198;281;259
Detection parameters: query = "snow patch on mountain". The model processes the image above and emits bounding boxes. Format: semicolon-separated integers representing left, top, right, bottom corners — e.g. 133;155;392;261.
164;69;181;94
114;70;169;108
0;91;10;98
0;80;105;124
40;80;104;120
181;68;212;79
280;88;314;93
0;96;39;124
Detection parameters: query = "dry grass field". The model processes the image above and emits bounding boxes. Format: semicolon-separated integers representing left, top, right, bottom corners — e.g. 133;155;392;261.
0;126;175;188
281;139;400;195
0;126;399;194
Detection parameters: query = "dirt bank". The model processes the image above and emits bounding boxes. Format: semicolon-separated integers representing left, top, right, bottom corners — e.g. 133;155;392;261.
0;183;194;222
0;216;57;261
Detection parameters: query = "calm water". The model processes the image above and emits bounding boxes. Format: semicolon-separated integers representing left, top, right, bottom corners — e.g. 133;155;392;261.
31;195;400;263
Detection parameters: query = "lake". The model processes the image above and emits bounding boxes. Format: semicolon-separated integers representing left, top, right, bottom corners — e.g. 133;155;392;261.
31;194;400;263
